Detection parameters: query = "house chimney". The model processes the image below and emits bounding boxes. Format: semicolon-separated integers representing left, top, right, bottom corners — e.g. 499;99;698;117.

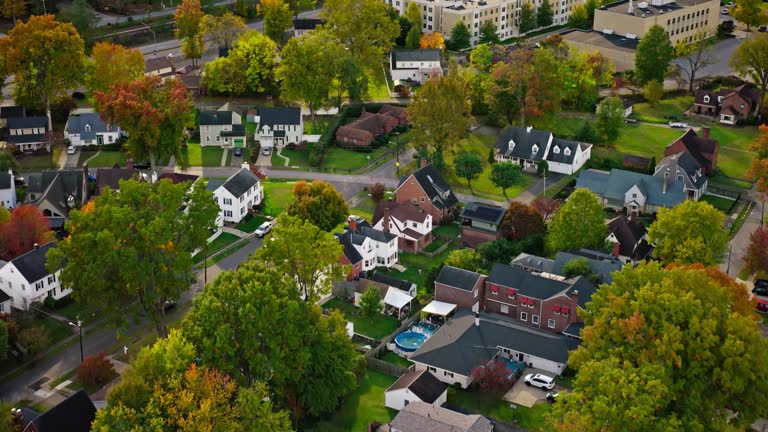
382;207;391;233
702;127;710;139
82;163;89;202
612;242;620;257
570;289;579;303
662;175;668;194
126;159;134;170
348;216;358;232
475;312;480;327
420;158;427;169
241;162;250;171
33;243;39;250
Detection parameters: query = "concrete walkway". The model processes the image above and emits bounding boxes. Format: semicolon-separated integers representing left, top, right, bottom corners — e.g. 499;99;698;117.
83;150;102;166
220;149;229;167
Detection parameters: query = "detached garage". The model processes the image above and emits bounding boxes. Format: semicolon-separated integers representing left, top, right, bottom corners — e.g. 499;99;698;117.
385;369;448;411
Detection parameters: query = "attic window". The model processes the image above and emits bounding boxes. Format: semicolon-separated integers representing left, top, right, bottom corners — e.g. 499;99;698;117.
564;148;571;156
508;139;515;151
703;95;710;103
532;144;539;154
552;145;560;154
84;124;91;132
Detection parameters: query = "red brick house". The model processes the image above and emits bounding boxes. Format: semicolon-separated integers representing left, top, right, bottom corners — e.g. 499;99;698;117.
433;266;486;311
664;128;719;175
692;84;761;125
372;200;433;253
378;105;409;126
336;107;399;147
395;162;459;225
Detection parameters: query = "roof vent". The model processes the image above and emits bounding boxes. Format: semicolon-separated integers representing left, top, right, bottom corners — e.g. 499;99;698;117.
526;126;533;133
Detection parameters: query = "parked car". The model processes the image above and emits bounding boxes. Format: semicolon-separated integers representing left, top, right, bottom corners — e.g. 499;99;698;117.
262;147;273;156
163;300;176;311
753;286;768;297
133;161;150;170
13;176;24;186
755;279;768;287
721;7;729;14
669;121;688;128
524;373;556;390
757;299;768;314
254;220;275;238
67;145;76;154
546;391;560;404
759;25;768;32
233;147;243;157
624;118;639;124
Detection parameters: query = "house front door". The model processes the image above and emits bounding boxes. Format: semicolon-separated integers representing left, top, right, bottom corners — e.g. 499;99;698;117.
97;135;104;145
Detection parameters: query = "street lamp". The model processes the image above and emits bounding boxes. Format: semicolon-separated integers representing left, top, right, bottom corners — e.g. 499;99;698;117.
391;131;401;175
143;23;157;56
68;318;84;363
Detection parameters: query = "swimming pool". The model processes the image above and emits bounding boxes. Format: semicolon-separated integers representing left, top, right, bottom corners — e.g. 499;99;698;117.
395;331;428;352
411;322;439;335
497;356;526;378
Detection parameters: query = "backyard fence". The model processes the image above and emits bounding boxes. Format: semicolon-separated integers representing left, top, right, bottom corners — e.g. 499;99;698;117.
366;357;413;377
707;183;745;200
365;315;420;377
420;239;455;258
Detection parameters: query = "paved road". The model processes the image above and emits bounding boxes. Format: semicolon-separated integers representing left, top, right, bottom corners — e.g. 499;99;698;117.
94;0;237;26
674;37;743;81
721;196;763;278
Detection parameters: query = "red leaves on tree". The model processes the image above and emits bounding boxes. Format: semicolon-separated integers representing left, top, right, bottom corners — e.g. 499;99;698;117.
531;196;561;221
77;351;116;387
744;227;768;279
0;204;55;261
469;359;515;392
500;202;545;242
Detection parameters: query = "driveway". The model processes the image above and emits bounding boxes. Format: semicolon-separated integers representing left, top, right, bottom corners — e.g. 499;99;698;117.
503;369;557;408
720;199;762;278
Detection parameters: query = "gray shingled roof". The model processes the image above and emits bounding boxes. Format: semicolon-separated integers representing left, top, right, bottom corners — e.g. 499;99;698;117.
386;370;448;404
369;272;415;292
389;402;492;432
391;48;441;66
65;112;111;136
28;389;96;432
293;18;324;30
0;172;11;190
495;126;552;162
7;116;47;129
435;266;483;292
221;168;260;197
257;106;301;128
575;169;687;209
398;164;458;211
546;138;587;165
336;231;363;264
553;251;623;285
199;111;236;126
655;152;707;190
11;242;57;284
488;263;571;299
459;202;505;225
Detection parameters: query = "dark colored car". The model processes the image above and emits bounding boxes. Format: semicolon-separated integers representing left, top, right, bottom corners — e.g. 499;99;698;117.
234;147;243;157
757;300;768;314
752;286;768;297
163;300;176;311
754;279;768;288
546;392;560;404
133;161;150;170
13;176;24;186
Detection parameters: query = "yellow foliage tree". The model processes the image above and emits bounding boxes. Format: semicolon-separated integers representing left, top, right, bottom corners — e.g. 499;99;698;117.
419;32;445;51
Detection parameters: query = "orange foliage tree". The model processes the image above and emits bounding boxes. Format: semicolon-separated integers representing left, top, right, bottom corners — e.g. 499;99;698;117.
0;204;55;261
88;42;145;94
419;31;445;50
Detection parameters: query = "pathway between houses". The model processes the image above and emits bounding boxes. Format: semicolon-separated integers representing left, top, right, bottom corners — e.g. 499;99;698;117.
83;150;101;166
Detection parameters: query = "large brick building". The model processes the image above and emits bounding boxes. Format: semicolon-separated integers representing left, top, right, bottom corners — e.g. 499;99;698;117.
434;266;486;312
664;128;718;176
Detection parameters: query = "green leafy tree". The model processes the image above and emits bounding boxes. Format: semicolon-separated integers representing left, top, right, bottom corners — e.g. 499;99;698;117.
500;202;545;241
406;1;422;28
490;161;523;197
174;0;204;67
450;21;471;50
537;160;549;177
1;0;25;26
477;239;519;265
395;15;413;47
454;152;483;190
262;0;293;43
257;214;345;302
674;32;714;95
730;0;768;31
334;56;368;106
17;326;49;355
445;248;485;272
635;25;673;84
202;54;248;96
595;97;624;143
561;257;591;278
587;51;615;99
537;0;554;28
470;43;493;72
0;151;19;173
642;80;664;107
479;20;500;45
359;287;382;317
548;263;768;431
519;3;537;33
584;0;598;22
286;180;348;231
405;25;422;49
576;121;600;144
47;180;219;337
647;200;728;266
57;0;99;44
568;4;590;29
201;12;248;52
230;30;278;94
730;33;768;114
547;188;607;252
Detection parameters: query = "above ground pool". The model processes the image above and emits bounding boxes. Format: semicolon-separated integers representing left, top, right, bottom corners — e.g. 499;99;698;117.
395;331;428;352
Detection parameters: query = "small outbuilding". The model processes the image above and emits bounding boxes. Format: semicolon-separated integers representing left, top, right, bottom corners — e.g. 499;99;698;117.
385;369;449;411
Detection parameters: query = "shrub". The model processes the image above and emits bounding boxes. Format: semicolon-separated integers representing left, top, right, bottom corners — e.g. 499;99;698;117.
369;183;386;203
470;359;515;392
17;327;50;356
359;288;382;317
43;296;56;309
78;351;117;387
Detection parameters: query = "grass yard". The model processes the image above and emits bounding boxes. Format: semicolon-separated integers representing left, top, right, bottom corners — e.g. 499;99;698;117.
614;124;684;156
82;151;127;167
381;350;414;368
305;369;398;432
350;195;378;223
324;147;389;172
700;194;736;214
76;150;98;166
17;154;56;172
262;180;296;217
192;232;240;263
180;144;224;167
448;388;551;431
19;317;73;343
234;215;268;233
305;118;331;135
708;125;759;179
531;113;590;138
709;174;753;190
395;245;458;291
367;70;391;99
630;96;694;124
246;122;256;135
280;147;313;167
324;297;400;340
271;149;289;167
433;223;461;239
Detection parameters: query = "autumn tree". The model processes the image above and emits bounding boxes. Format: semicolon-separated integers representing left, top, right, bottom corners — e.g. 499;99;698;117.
262;0;293;43
568;4;590;29
531;196;561;221
470;359;514;392
647;200;728;266
201;12;247;52
77;352;116;387
88;42;145;95
744;227;768;276
0;204;55;261
489;161;522;197
369;182;386;203
479;21;499;45
548;263;768;431
286;180;348;231
47;179;220;337
747;125;768;195
174;0;204;67
445;248;485;272
4;15;86;132
730;0;768;31
57;0;99;44
1;0;25;25
94;75;195;171
470;43;493;72
454;153;483;190
674;32;714;95
586;51;614;99
595;97;624;143
635;25;674;84
519;2;537;33
419;32;446;50
547;188;607;252
500;202;545;242
537;0;554;28
450;21;471;50
360;287;382;317
730;33;768;113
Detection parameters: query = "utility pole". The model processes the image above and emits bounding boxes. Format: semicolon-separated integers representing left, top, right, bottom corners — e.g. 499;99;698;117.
69;318;84;362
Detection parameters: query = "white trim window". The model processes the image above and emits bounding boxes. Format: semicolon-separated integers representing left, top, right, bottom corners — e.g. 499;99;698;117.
520;311;528;321
500;304;509;314
548;319;556;329
532;315;539;325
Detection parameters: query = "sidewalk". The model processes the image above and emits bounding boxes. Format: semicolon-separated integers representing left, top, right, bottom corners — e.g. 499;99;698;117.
94;0;236;26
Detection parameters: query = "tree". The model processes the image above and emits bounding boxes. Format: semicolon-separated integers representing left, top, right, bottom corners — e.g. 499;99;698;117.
1;0;25;26
531;196;561;221
57;0;99;44
17;326;49;355
568;4;590;30
0;151;18;173
94;76;195;172
548;263;768;431
359;287;382;317
642;80;664;107
88;42;144;95
584;0;598;22
0;320;7;361
334;56;368;106
470;359;514;392
0;204;55;261
407;72;471;164
470;43;493;72
395;15;413;47
369;182;386;203
477;239;520;265
262;0;293;43
575;121;600;144
201;12;248;52
747;125;768;195
479;20;499;45
77;352;116;387
286;180;348;231
730;34;768;114
500;202;545;242
674;32;714;95
229;30;278;94
730;0;768;32
257;214;345;302
445;248;485;272
406;1;422;28
635;25;674;84
419;32;445;50
454;153;483;190
450;21;471;50
562;257;591;278
647;200;728;266
519;3;537;33
321;0;399;73
595;97;624;143
4;15;86;132
405;26;422;49
490;161;522;197
536;160;549;177
47;179;219;338
175;0;204;67
202;54;249;96
586;51;614;99
547;189;607;252
537;0;554;28
744;227;768;276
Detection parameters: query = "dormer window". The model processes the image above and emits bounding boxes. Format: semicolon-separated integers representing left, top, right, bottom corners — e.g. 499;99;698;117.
552;145;560;154
703;95;710;103
564;148;571;156
508;139;515;151
532;144;539;154
84;124;91;132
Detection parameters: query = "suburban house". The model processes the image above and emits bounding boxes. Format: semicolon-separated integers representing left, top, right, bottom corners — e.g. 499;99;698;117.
385;370;449;411
353;273;416;319
254;106;303;149
0;169;17;209
18;390;96;432
199;106;247;148
144;54;175;80
575;169;688;214
368;272;417;298
0;287;11;314
0;243;67;311
207;164;263;223
5;115;49;152
335;107;401;147
664;128;718;175
459;202;506;249
26;169;88;224
653;152;708;200
0;105;26;128
395;162;459;225
692;88;731;116
372;200;434;253
293;18;324;37
175;65;202;95
511;249;624;284
336;216;399;278
494;126;592;175
692;84;761;125
434;266;486;312
93;164;139;196
64;112;124;147
607;215;653;263
409;310;581;387
389;49;443;83
381;401;492;432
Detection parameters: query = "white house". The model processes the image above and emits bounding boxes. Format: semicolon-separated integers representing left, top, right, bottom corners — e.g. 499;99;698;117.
207;164;263;224
199;106;247;148
64;112;124;147
5;115;49;152
254;106;303;149
372;201;434;253
385;369;448;411
494;126;592;175
390;49;442;83
0;170;16;209
345;217;399;271
0;243;68;311
0;285;11;315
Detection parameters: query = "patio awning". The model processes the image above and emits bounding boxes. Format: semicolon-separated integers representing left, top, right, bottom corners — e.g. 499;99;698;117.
421;300;457;317
384;288;413;310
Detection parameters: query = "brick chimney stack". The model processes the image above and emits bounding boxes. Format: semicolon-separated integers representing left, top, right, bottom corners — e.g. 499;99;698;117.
348;216;357;233
662;173;669;194
420;158;427;169
382;207;391;233
702;127;710;139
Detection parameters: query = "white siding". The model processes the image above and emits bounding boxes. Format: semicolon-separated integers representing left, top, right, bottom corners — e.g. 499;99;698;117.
0;264;68;311
385;386;448;411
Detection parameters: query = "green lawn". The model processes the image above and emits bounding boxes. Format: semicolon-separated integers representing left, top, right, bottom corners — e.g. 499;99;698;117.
17;154;56;172
19;317;73;343
192;232;240;263
708;125;759;180
324;297;400;340
305;118;331;135
367;70;391;99
709;174;753;190
350;195;379;223
271;149;289;167
630;96;694;124
448;387;552;431
700;194;736;214
433;223;461;239
381;350;413;368
280;147;313;167
613;124;684;156
324;147;389;172
531;113;590;139
76;150;98;166
82;151;127;167
262;180;296;217
234;215;268;233
181;144;224;167
246;122;256;135
305;369;398;432
394;245;458;291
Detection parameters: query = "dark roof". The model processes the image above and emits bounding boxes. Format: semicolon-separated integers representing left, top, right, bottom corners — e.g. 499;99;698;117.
7;115;47;129
94;167;136;195
157;173;199;184
391;48;442;66
487;263;572;300
199;110;236;126
373;200;430;225
0;105;26;119
145;55;174;73
257;106;302;128
546;138;586;165
273;130;286;138
459;202;505;225
221;168;260;197
358;225;397;243
336;231;363;264
656;152;707;189
205;179;225;192
435;266;483;292
621;99;633;109
553;251;622;286
693;88;728;107
11;242;57;284
27;170;85;218
565;275;599;310
0;287;10;303
399;164;459;211
28;389;96;432
390;402;492;432
220;124;246;137
386;370;448;404
0;172;11;189
575;169;687;209
369;272;415;291
495;126;552;162
607;217;650;259
410;310;580;376
65;112;111;134
673;129;718;166
294;18;324;30
562;322;584;339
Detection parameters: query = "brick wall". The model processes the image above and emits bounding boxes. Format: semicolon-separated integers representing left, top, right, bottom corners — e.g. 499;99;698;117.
484;282;582;334
460;227;499;249
434;276;486;311
341;255;363;281
396;178;447;224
